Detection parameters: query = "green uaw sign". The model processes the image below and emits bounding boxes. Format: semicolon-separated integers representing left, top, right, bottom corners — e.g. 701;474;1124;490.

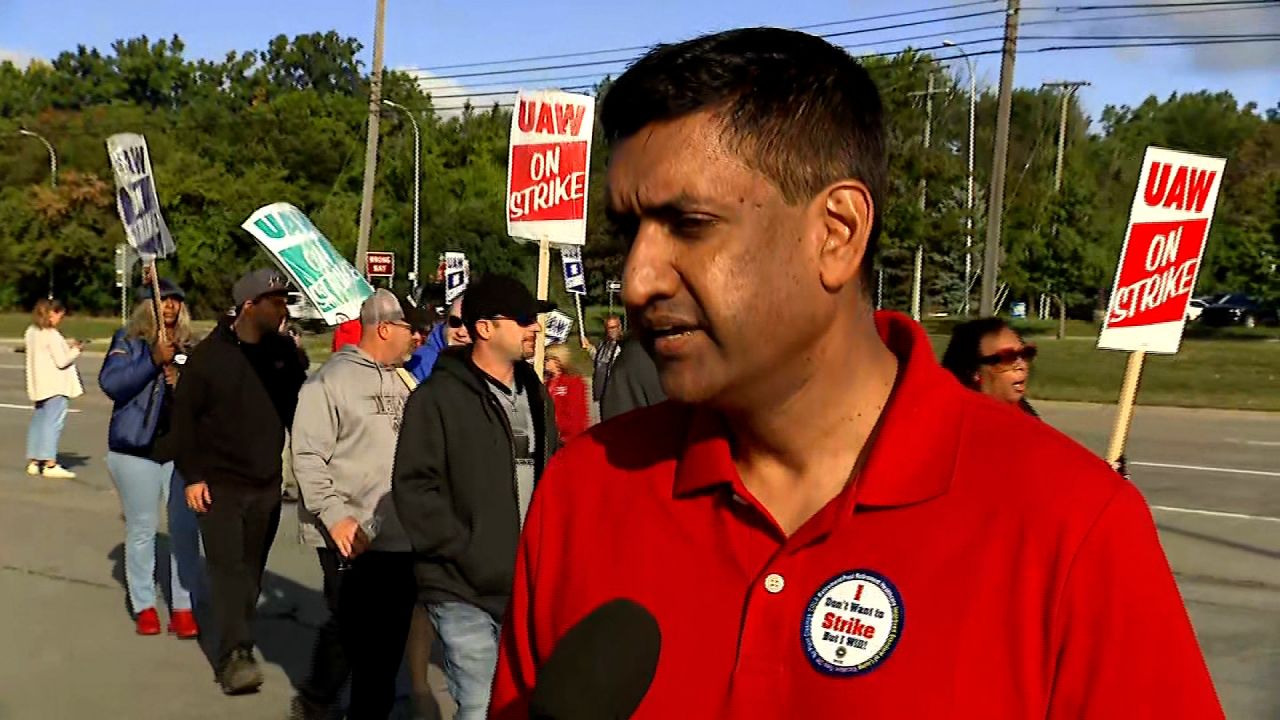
241;202;372;326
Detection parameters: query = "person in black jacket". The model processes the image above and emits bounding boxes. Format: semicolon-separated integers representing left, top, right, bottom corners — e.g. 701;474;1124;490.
393;274;560;720
174;268;307;695
600;332;667;421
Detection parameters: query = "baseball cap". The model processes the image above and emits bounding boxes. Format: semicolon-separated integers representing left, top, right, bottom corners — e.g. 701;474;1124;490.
232;268;289;306
462;274;555;329
138;278;185;302
360;289;407;326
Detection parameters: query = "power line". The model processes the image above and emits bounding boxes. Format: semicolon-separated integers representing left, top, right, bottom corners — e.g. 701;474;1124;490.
1024;32;1280;40
427;35;1279;112
1029;0;1275;9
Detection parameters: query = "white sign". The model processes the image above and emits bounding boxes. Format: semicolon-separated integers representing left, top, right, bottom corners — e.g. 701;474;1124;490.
444;252;469;303
606;280;622;294
106;133;174;260
544;310;573;346
561;246;586;295
1098;146;1226;354
506;89;595;246
242;202;373;326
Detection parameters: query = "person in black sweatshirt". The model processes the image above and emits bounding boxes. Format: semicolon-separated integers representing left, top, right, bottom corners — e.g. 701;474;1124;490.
393;274;560;720
174;268;307;695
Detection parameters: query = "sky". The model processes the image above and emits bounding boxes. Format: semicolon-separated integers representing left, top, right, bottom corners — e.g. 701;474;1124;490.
1;0;1276;126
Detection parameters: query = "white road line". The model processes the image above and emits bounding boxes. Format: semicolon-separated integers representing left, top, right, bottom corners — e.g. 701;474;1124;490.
1133;461;1280;478
0;403;82;414
1152;505;1280;524
1225;438;1280;448
0;365;25;370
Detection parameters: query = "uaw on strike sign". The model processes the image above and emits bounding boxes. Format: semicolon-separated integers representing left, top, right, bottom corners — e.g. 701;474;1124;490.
1098;147;1226;354
506;89;595;246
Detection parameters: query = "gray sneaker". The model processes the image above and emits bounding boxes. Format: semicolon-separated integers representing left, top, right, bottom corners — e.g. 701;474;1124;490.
218;648;264;695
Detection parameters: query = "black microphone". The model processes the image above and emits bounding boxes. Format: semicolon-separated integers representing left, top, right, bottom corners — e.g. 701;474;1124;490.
529;598;661;720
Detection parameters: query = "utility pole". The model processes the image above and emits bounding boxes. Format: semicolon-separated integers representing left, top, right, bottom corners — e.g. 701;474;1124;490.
978;0;1021;316
908;73;946;321
1044;80;1089;337
354;0;388;274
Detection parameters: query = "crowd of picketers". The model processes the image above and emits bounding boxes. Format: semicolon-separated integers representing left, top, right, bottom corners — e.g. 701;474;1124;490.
21;265;666;717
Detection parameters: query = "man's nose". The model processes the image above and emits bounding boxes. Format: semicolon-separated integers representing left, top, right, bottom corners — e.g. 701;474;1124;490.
622;222;679;310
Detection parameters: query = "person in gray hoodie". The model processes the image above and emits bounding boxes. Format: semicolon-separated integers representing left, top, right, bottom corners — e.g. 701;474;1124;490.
290;290;418;720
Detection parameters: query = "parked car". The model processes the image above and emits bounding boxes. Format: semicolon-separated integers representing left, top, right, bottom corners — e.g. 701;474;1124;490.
287;291;327;332
1186;297;1209;322
1198;293;1278;328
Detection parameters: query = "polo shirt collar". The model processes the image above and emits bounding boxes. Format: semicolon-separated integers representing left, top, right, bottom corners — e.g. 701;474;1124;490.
673;311;962;509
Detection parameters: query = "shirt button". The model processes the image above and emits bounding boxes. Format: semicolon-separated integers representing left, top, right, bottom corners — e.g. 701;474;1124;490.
764;573;785;594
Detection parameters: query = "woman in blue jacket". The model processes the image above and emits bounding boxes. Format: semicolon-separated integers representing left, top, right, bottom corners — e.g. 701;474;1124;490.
99;280;203;638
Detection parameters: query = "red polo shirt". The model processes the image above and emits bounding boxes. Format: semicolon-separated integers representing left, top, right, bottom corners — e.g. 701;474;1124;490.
491;312;1222;719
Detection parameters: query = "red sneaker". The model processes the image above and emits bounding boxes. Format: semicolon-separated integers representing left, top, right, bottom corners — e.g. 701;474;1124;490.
168;609;200;639
135;608;161;636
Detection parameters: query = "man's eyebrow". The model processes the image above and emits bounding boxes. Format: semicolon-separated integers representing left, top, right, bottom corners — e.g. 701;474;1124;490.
607;193;711;222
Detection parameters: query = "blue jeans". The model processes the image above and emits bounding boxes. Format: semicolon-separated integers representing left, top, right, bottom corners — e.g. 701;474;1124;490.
26;395;68;462
106;452;204;614
429;601;501;720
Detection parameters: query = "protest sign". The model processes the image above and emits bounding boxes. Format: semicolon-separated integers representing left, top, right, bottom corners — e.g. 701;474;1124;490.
506;90;595;246
544;310;574;346
561;245;587;295
242;203;373;326
1098;146;1226;354
444;252;470;303
106;133;174;260
1098;146;1225;466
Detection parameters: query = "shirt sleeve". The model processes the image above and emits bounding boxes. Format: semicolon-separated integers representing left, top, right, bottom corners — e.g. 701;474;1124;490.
292;377;356;533
392;386;469;559
1047;481;1224;719
172;346;211;486
48;330;81;370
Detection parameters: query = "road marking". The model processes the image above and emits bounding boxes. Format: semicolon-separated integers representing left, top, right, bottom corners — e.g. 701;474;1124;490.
0;364;25;369
1225;438;1280;448
1133;461;1280;478
1152;505;1280;524
0;403;82;414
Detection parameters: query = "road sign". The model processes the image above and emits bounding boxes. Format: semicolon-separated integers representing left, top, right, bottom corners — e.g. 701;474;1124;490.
606;280;622;294
366;251;395;279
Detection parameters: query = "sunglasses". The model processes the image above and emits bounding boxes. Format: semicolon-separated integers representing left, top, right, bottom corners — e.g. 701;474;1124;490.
490;314;538;327
979;345;1038;368
447;315;464;329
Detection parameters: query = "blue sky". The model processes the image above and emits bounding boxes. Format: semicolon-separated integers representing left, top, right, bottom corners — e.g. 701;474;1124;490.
1;0;1276;125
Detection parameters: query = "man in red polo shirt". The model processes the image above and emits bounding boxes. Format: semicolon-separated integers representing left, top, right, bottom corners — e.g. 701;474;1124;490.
491;28;1222;719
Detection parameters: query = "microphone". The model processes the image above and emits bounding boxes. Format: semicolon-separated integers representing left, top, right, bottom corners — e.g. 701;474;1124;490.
529;598;661;720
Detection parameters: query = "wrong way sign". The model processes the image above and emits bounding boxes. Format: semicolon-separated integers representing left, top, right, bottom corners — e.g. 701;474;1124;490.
366;251;395;279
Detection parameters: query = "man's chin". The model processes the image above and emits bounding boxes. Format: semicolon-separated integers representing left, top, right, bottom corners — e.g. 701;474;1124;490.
656;365;724;406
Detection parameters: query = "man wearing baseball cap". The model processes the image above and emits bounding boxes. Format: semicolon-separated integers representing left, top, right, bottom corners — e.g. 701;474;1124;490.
393;274;560;720
172;268;308;695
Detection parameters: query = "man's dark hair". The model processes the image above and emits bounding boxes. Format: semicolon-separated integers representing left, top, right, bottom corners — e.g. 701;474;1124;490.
600;27;887;287
941;317;1012;390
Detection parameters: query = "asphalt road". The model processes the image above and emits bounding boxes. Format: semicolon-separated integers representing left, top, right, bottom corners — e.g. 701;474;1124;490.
0;347;1275;718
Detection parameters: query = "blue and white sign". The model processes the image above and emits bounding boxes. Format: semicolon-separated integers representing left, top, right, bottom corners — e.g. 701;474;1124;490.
444;252;469;303
106;133;174;260
561;246;587;296
544;310;573;346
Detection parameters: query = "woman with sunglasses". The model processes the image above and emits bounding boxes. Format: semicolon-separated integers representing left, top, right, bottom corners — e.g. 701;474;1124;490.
941;317;1039;417
405;296;471;383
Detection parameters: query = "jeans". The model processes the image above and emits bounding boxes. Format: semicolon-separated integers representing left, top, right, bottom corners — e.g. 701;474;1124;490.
106;452;204;614
429;601;501;720
197;482;281;665
26;395;68;461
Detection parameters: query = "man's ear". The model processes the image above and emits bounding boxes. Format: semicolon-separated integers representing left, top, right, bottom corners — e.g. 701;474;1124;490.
815;179;874;293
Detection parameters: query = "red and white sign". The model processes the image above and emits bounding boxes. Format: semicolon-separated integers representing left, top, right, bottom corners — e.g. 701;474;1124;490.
366;251;394;278
1098;146;1226;354
506;89;595;246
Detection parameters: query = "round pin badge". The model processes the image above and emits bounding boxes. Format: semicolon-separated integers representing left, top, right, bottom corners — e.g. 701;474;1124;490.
802;569;904;676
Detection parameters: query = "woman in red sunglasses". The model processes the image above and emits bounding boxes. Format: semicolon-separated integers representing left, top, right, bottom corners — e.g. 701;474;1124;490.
941;317;1039;417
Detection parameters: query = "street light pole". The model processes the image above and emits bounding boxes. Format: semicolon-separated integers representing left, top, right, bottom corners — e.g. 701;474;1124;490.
943;40;978;316
382;99;422;296
19;129;58;298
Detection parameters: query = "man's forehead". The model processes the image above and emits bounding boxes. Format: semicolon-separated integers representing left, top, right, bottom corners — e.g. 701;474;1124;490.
605;113;765;211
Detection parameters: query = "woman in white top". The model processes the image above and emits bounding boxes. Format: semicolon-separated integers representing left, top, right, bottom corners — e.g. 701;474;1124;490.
24;298;83;478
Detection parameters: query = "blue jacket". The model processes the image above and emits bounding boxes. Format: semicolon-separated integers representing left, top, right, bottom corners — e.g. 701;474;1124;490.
405;321;449;384
99;329;167;454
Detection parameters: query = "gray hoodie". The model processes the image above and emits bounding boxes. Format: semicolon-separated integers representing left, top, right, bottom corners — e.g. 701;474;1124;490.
292;345;412;553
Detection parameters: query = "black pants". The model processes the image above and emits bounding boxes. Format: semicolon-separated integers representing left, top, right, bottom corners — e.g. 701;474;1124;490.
300;549;417;719
197;482;282;666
